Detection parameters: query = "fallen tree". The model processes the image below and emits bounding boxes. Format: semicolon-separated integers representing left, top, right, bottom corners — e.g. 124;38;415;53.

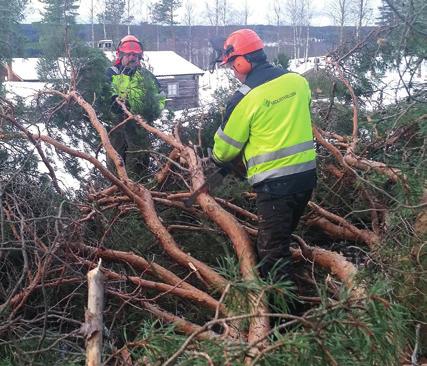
0;10;426;364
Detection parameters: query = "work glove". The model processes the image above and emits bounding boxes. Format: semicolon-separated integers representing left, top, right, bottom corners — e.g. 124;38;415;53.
206;147;231;176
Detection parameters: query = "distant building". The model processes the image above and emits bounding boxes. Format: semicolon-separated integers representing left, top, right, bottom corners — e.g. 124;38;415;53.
1;50;205;111
143;51;205;110
98;40;114;51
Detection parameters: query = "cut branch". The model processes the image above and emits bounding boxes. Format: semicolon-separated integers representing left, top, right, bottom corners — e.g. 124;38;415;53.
84;259;104;366
307;202;380;247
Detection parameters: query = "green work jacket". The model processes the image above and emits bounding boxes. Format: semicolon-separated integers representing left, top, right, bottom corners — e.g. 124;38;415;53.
107;65;165;118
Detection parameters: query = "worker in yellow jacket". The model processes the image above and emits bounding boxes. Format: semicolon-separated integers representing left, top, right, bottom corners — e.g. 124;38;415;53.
212;29;317;284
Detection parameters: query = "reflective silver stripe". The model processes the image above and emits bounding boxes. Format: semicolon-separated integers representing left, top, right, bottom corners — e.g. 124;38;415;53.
248;160;316;185
216;127;244;149
111;66;119;74
247;140;314;168
238;84;251;95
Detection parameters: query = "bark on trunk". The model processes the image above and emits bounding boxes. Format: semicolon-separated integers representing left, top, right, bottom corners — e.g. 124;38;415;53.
84;260;104;366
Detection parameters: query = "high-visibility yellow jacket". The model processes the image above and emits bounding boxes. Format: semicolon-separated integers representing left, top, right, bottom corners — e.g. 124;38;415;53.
213;63;316;193
106;65;165;120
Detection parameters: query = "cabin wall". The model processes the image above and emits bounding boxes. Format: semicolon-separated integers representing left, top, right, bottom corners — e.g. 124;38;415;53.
158;74;200;110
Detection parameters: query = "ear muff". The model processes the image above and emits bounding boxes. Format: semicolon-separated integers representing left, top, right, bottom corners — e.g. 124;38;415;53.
232;56;252;74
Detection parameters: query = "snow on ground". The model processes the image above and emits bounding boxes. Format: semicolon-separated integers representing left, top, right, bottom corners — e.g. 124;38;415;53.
198;68;236;106
367;59;426;108
288;56;426;107
5;81;48;103
4;82;96;192
8;58;39;80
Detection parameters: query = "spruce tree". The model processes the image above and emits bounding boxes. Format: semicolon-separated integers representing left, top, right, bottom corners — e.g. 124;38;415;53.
151;0;182;26
151;0;182;49
39;0;78;26
37;0;79;59
35;0;111;182
376;0;397;26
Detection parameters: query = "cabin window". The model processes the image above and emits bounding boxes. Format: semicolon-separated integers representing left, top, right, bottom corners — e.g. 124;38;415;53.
167;82;179;97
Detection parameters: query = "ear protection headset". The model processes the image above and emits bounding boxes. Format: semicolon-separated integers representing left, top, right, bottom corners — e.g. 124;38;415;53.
223;44;252;74
231;55;252;74
221;29;264;75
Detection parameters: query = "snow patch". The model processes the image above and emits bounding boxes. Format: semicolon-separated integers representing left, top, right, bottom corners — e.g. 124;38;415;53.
5;81;49;102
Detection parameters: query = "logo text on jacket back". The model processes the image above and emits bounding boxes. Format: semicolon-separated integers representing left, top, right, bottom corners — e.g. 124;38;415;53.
263;92;296;107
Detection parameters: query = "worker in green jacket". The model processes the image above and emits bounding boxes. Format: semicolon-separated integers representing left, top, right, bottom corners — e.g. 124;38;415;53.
212;29;317;286
106;35;165;178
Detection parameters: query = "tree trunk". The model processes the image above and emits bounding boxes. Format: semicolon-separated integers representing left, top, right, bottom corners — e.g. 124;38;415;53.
305;24;310;61
84;260;104;366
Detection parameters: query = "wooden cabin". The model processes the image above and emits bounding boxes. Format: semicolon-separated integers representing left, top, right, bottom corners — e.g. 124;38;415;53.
143;51;204;110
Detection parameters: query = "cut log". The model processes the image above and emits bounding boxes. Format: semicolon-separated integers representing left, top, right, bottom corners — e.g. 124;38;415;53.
82;259;104;366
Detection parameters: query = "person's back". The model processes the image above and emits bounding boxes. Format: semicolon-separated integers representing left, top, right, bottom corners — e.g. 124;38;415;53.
215;62;315;192
212;29;316;290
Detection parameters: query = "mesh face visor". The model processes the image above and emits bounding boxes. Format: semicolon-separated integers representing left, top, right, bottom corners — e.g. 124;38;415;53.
118;40;143;53
119;51;143;59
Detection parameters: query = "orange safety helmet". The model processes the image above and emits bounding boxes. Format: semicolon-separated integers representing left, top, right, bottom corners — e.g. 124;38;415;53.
117;35;143;55
221;29;264;74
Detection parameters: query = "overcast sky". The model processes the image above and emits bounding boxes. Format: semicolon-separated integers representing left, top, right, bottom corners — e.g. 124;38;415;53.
24;0;382;26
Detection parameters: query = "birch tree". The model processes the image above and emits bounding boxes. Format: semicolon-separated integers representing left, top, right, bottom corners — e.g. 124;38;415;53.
89;0;109;45
353;0;372;40
205;0;220;34
286;0;312;61
328;0;354;44
96;0;107;39
304;1;312;61
267;0;285;57
182;0;197;61
97;0;126;43
242;0;251;25
205;0;234;35
124;0;136;35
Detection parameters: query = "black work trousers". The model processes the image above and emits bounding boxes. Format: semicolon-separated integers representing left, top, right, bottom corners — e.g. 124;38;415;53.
256;189;312;281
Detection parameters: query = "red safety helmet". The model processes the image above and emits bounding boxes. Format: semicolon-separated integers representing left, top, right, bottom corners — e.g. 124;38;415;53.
221;29;264;66
117;35;143;55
